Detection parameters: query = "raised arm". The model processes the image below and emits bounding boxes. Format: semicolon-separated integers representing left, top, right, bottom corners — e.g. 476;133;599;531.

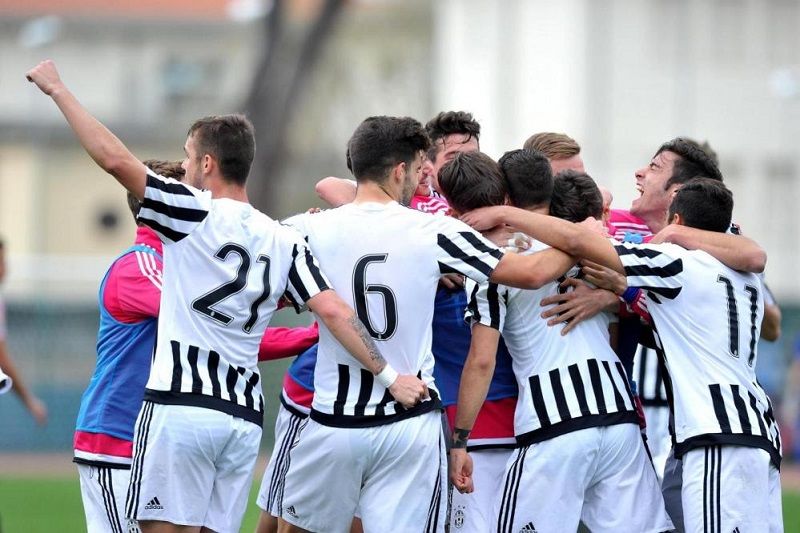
26;60;147;199
650;225;766;273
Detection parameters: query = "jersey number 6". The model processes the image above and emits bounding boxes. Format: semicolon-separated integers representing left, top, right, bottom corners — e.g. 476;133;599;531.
353;254;398;341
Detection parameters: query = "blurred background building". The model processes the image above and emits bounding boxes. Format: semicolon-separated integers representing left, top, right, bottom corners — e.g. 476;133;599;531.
1;0;799;457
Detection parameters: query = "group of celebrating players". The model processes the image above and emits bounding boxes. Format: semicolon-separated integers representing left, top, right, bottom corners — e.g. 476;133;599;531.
26;58;782;533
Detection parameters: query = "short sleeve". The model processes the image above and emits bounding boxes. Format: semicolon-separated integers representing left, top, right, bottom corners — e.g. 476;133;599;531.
282;241;332;312
434;218;504;284
137;169;212;243
464;278;507;331
613;242;684;300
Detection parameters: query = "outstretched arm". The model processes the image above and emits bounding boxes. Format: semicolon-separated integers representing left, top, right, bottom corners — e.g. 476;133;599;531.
465;206;623;275
489;248;576;289
650;225;766;273
26;60;147;199
307;290;428;408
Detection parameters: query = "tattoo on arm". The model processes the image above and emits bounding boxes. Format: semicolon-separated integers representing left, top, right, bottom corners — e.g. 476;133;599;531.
452;427;471;449
347;314;387;371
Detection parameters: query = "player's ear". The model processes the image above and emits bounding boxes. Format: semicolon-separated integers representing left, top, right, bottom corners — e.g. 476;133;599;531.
202;153;214;174
670;212;684;226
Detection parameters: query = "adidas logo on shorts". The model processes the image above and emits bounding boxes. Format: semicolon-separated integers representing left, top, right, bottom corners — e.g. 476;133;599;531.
519;523;538;533
285;505;298;518
144;497;164;510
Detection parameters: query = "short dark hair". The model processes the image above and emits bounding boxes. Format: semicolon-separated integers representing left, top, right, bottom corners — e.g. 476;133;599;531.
425;111;480;161
347;116;430;183
187;114;255;186
668;177;732;233
549;170;603;222
499;149;553;209
523;132;581;160
656;137;723;190
129;160;186;223
438;152;506;213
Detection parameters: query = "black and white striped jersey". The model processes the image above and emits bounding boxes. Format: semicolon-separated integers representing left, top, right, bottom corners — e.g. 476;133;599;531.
137;170;330;425
632;341;669;407
466;243;638;446
615;241;782;467
284;202;504;428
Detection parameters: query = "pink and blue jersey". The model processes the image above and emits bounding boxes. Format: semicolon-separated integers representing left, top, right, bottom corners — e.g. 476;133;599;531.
74;227;162;468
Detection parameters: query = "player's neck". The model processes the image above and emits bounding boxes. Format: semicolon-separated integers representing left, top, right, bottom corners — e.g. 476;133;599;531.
353;181;398;205
209;181;249;203
641;212;665;234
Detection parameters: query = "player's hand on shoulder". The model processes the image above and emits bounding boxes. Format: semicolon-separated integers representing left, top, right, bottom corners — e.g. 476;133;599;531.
26;60;65;96
578;216;608;236
460;206;508;232
449;449;474;494
649;224;679;244
540;278;615;335
580;260;627;295
388;374;429;409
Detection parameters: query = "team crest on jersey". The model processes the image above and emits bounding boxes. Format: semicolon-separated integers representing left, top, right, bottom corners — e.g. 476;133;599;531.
453;505;466;529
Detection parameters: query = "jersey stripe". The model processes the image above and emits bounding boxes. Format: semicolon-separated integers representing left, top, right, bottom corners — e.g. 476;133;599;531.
436;233;497;278
710;384;732;433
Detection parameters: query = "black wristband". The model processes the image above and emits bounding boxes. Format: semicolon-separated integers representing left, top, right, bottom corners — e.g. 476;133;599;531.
452;427;471;449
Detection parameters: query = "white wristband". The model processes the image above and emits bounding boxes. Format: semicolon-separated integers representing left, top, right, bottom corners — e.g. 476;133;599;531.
375;365;399;388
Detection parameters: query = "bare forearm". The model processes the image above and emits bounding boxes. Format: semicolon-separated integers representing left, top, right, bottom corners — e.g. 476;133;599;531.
454;355;494;432
656;226;766;273
324;311;387;374
454;325;500;431
499;208;623;273
49;87;146;199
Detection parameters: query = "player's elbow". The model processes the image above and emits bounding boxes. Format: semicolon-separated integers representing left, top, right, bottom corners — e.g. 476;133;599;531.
466;352;496;376
760;305;782;341
746;249;767;274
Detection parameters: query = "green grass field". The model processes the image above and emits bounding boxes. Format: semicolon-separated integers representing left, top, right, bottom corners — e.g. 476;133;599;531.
0;476;798;532
0;476;265;533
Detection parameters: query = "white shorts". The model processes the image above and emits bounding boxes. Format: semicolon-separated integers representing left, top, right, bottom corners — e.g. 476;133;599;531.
256;403;308;516
125;401;262;533
449;448;512;533
78;464;140;533
643;404;672;480
495;423;673;533
280;411;447;532
681;445;783;533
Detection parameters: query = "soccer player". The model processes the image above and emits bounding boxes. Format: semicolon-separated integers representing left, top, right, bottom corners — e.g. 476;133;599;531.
523;131;586;175
448;158;672;532
314;111;520;532
0;238;48;424
276;116;579;533
27;60;425;533
74;161;318;533
73;160;182;533
461;178;781;533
